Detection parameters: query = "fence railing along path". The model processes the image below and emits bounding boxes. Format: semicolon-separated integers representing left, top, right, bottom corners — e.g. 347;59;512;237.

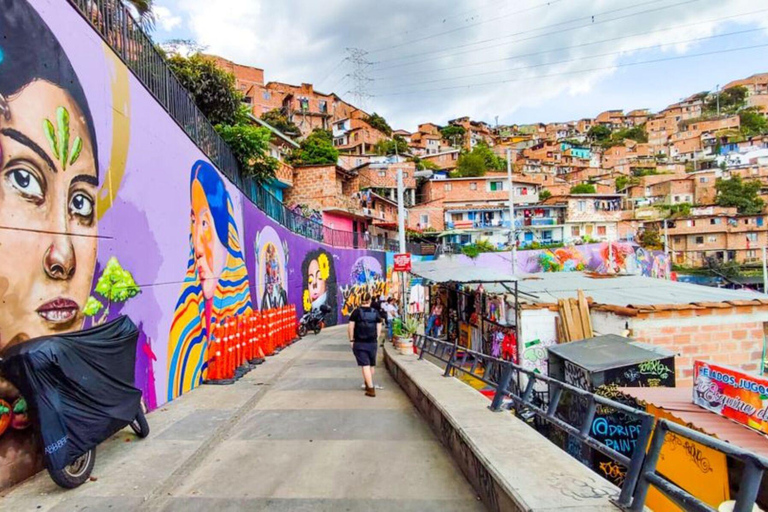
415;334;768;512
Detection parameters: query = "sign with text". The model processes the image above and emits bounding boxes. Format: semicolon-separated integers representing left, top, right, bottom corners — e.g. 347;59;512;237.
393;253;412;272
693;360;768;435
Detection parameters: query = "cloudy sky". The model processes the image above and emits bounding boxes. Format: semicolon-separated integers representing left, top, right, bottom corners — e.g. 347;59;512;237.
153;0;768;131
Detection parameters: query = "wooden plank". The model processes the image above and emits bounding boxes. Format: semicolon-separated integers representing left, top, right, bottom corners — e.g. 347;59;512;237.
557;299;569;342
563;300;579;341
577;290;593;338
571;298;586;340
555;317;565;344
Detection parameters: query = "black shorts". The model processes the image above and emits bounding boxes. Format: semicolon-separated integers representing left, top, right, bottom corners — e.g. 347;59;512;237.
353;343;377;367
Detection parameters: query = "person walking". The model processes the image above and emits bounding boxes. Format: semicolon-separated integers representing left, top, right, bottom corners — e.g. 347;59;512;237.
348;292;383;397
381;297;399;341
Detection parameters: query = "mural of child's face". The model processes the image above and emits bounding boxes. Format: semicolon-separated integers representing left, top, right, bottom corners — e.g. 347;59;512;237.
307;259;326;302
0;81;98;352
191;179;226;301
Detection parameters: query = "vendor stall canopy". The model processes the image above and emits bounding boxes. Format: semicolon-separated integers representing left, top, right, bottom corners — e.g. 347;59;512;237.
548;334;674;373
411;259;517;285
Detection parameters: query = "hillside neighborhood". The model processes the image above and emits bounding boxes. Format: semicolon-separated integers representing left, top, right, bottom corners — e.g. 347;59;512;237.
212;53;768;269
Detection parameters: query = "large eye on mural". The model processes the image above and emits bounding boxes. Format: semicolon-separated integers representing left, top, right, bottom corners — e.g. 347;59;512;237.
69;191;94;220
5;166;44;203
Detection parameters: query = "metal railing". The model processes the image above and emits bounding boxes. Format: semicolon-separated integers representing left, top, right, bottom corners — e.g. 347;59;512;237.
66;0;404;253
414;334;768;512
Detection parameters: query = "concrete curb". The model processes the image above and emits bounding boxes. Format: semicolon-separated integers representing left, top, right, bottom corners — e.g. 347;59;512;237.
384;344;620;512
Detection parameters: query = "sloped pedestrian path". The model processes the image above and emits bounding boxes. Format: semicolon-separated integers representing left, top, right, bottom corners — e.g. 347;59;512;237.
2;326;484;512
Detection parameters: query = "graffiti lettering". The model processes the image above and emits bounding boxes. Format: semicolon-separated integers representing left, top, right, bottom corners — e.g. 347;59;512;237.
340;281;386;317
564;361;591;391
667;433;713;474
598;460;627;486
637;360;672;380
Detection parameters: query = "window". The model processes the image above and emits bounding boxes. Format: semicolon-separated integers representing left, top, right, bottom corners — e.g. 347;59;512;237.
710;218;716;225
674;196;680;203
744;218;751;225
674;236;683;243
420;214;429;227
687;220;696;227
747;233;758;242
242;96;252;105
490;181;503;191
747;250;757;258
444;183;452;191
695;236;704;245
700;177;708;183
378;171;387;177
451;213;463;222
708;235;717;243
263;91;271;100
299;98;309;111
470;182;477;190
577;200;586;212
571;226;580;237
403;172;409;178
319;101;327;113
597;226;607;236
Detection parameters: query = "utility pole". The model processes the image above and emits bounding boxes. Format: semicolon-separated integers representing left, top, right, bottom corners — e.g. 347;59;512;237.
663;218;669;256
506;149;517;273
716;84;720;117
346;48;373;109
397;168;406;253
763;246;767;294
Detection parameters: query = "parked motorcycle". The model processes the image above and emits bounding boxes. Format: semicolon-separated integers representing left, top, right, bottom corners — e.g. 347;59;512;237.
0;316;149;488
298;304;332;337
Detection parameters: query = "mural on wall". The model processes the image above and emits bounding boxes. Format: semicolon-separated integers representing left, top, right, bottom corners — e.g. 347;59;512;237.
167;161;254;401
255;226;289;311
340;256;386;318
0;0;392;489
301;248;339;326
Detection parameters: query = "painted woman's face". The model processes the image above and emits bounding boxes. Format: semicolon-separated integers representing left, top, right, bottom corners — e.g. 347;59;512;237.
307;259;326;302
0;81;98;352
191;179;226;301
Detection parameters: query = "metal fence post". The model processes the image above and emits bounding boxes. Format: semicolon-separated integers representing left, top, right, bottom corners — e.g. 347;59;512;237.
628;419;668;512
617;413;654;507
490;364;514;411
734;461;764;512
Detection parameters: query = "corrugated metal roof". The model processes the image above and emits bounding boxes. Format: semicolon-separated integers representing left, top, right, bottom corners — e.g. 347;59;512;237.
517;271;766;307
411;258;517;284
621;387;768;458
548;334;674;372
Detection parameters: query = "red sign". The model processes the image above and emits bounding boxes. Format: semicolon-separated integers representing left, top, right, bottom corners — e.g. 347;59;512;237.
393;253;412;272
693;360;768;434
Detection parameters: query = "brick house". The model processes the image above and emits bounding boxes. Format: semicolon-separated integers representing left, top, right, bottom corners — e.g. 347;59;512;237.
544;193;624;242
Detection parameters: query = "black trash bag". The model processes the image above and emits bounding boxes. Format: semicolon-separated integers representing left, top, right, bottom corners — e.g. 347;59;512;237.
0;316;141;470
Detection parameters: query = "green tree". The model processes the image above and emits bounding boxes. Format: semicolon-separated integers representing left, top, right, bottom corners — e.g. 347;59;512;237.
707;86;748;114
615;175;629;191
413;157;440;171
715;175;765;214
261;109;300;136
570;183;596;194
539;189;552;200
364;112;392;136
374;135;408;156
440;125;466;144
288;129;339;166
167;54;241;126
83;257;140;324
588;125;612;142
123;0;155;29
614;126;648;143
638;226;663;250
455;152;486;177
215;123;278;182
739;108;768;137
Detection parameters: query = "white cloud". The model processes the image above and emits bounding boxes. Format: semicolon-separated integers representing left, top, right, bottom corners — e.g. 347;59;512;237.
173;0;768;130
154;6;182;32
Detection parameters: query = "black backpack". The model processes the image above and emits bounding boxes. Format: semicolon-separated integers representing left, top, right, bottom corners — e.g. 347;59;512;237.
354;307;379;342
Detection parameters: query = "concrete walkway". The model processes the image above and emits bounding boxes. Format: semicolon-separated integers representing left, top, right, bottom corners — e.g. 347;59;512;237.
2;326;485;511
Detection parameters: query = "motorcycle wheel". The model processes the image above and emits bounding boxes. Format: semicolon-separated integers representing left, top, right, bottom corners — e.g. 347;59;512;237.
298;324;308;337
313;325;322;335
129;409;150;438
48;448;95;489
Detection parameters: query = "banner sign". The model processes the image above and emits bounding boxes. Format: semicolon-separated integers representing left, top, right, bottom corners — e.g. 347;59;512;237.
693;360;768;435
393;253;412;273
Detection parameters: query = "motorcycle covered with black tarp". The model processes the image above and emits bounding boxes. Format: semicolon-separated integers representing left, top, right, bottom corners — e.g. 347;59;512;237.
0;315;149;488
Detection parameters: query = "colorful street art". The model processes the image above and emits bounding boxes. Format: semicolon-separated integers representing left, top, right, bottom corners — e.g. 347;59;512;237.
0;0;388;488
167;161;254;401
340;256;386;319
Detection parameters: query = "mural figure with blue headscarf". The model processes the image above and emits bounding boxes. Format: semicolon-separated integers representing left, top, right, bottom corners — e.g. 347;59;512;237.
167;160;252;400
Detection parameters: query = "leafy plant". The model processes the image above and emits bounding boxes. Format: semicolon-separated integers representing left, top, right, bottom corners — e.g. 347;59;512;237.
570;183;596;194
539;189;552;200
215;122;278;183
638;226;663;250
374;135;408;156
740;108;768;137
716;175;765;214
288;129;339;166
261;109;300;136
440;125;466;144
167;54;241;126
83;257;141;324
394;316;419;337
364;112;392;136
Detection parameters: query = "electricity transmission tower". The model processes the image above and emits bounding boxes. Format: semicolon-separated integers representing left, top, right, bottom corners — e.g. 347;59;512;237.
345;47;373;109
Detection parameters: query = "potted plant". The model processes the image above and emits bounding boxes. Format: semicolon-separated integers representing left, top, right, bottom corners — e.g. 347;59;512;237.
393;316;419;355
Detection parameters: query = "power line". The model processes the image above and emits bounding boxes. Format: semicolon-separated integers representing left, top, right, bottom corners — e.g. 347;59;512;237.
372;8;768;81
346;47;374;109
374;27;765;92
367;0;565;54
372;0;702;68
374;42;768;97
315;58;349;89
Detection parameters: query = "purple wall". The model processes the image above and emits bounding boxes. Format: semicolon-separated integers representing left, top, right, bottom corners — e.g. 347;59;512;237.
0;0;386;487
